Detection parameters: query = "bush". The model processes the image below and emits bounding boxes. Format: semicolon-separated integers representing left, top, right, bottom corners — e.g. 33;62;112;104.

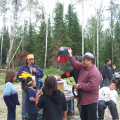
43;67;64;76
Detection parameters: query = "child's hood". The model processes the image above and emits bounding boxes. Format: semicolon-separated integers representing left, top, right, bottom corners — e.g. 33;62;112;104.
50;90;63;103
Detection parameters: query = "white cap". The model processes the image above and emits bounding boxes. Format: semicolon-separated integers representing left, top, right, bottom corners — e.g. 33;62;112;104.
82;52;94;60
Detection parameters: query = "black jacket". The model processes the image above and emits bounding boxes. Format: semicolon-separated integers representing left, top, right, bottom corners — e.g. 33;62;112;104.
37;90;67;120
60;68;79;84
102;64;112;80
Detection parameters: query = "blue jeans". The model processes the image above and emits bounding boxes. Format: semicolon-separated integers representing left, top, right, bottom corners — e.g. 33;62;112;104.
7;107;16;120
80;103;97;120
22;90;27;118
98;100;119;119
104;77;111;86
66;100;73;112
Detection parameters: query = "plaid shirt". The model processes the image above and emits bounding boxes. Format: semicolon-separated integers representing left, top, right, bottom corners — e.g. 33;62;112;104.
70;56;101;105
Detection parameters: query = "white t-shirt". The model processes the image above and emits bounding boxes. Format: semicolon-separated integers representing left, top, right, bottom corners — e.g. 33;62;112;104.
99;87;118;103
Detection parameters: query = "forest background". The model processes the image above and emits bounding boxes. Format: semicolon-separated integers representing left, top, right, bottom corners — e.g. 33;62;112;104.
0;0;120;73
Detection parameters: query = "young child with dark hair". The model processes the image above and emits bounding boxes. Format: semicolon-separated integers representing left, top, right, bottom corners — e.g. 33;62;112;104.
98;81;119;120
24;76;38;120
36;76;67;120
3;71;20;120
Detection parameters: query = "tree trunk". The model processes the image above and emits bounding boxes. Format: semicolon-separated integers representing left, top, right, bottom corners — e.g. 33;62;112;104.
5;0;18;70
97;9;99;70
82;0;84;56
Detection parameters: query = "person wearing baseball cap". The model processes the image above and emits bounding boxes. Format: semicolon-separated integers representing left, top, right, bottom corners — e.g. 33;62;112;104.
81;52;94;60
17;54;43;120
68;48;101;120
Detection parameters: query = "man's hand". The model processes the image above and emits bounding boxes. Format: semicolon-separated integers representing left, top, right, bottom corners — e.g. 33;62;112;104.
56;75;61;81
32;67;37;73
68;48;72;57
73;84;79;89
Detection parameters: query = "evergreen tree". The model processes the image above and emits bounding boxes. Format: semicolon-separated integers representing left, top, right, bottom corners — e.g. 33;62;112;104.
114;20;120;70
52;2;72;70
47;15;53;68
22;21;28;51
27;22;35;53
66;4;82;56
34;9;46;69
99;29;112;71
2;27;10;65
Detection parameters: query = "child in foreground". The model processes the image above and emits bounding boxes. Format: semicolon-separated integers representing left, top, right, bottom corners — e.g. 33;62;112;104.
36;76;67;120
24;76;38;120
3;71;20;120
98;81;119;120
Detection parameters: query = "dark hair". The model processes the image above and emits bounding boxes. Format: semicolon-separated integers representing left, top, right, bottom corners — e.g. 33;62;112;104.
86;58;95;64
91;59;95;64
74;55;82;62
42;76;57;97
105;59;111;64
110;81;117;87
5;71;16;83
26;59;28;64
24;77;33;92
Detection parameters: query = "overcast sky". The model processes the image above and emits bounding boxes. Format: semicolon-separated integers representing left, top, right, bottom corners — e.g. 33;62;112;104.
43;0;110;29
0;0;119;32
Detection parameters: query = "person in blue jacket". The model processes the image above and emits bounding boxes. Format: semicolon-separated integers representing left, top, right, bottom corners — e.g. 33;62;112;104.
112;65;119;75
3;71;20;120
17;54;43;120
102;59;112;86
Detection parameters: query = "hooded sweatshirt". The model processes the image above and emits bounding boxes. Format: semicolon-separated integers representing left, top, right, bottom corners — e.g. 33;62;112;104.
37;90;67;120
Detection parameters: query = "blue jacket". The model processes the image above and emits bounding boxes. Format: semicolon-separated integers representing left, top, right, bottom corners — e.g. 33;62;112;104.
17;64;43;90
3;82;19;108
102;64;112;80
112;69;119;74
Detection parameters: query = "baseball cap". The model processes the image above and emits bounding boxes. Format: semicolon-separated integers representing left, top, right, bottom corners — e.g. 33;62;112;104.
27;54;34;59
81;52;94;60
56;46;68;63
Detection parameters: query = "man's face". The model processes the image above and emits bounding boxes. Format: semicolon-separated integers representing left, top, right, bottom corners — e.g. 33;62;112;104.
82;59;92;67
108;60;111;65
109;83;116;90
28;58;34;66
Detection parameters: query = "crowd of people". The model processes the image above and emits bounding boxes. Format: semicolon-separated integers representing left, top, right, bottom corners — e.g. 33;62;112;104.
3;50;120;120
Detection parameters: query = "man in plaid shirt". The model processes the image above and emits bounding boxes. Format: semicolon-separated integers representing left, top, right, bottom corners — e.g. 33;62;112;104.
68;48;101;120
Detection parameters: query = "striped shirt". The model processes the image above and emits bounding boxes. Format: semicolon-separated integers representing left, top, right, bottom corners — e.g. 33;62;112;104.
70;56;101;105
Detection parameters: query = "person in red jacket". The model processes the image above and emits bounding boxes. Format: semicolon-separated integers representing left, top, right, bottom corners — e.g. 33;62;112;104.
68;48;101;120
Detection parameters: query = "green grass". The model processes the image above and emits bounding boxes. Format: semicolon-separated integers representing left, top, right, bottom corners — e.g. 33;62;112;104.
0;73;5;84
43;67;63;76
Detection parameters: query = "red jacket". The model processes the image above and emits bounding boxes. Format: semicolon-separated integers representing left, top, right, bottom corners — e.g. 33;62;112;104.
70;56;101;105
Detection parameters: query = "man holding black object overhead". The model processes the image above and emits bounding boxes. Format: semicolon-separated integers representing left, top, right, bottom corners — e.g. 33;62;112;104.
17;54;43;120
68;48;101;120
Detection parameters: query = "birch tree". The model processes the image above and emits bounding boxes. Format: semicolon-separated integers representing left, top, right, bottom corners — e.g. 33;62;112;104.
5;0;19;69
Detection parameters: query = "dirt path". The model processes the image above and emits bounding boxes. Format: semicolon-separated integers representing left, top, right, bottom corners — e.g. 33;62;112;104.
0;83;120;120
